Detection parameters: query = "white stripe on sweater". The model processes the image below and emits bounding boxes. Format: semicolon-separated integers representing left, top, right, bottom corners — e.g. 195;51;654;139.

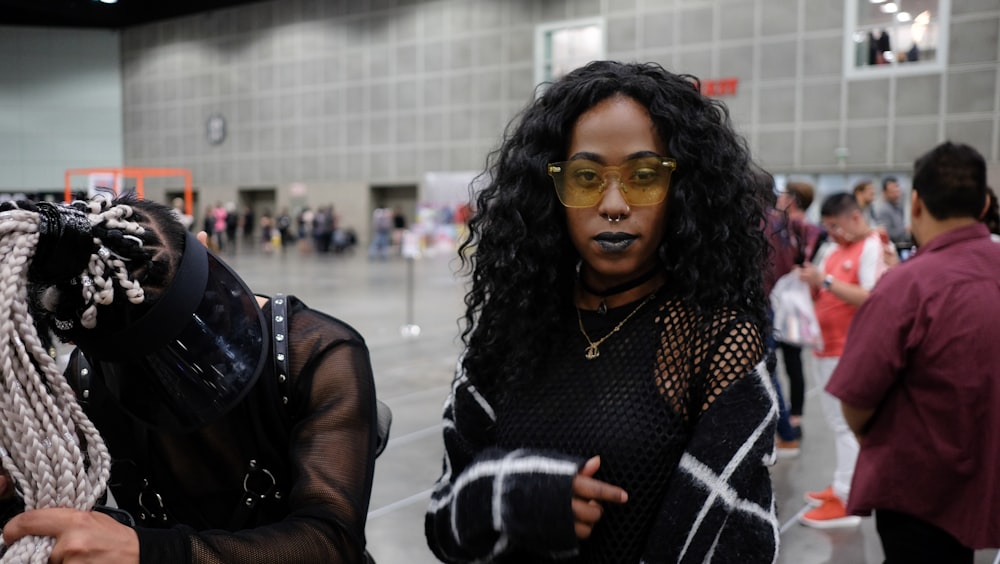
428;452;579;513
678;366;779;560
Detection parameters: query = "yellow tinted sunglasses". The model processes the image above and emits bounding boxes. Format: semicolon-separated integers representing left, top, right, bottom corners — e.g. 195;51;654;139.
547;156;677;208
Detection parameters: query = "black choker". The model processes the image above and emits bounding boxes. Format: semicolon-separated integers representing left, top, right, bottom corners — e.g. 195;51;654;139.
579;267;661;315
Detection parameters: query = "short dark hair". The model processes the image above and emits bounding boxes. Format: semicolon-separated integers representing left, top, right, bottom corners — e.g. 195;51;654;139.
912;141;987;220
820;192;861;218
882;176;898;191
785;181;815;211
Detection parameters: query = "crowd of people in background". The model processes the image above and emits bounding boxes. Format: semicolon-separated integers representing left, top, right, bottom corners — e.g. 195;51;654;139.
766;142;1000;563
193;200;470;260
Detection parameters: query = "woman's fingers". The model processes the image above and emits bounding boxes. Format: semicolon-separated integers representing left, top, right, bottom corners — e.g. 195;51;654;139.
572;475;628;504
572;499;603;540
578;456;601;478
571;456;629;539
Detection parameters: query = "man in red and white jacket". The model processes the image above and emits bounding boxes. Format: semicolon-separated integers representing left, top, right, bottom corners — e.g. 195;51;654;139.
797;192;891;528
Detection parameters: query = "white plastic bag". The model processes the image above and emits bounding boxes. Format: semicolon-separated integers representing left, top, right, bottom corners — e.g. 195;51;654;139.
770;271;822;348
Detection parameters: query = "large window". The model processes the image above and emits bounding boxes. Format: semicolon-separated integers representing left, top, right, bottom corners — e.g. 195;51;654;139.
534;18;605;91
844;0;949;78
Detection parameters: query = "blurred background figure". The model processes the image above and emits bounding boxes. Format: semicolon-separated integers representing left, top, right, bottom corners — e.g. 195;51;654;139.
368;207;392;260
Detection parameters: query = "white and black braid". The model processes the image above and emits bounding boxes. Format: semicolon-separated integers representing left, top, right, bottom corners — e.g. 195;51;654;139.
76;195;147;330
0;207;112;564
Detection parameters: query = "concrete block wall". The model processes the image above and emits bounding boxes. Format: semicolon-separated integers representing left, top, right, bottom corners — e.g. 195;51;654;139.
0;0;994;213
119;0;999;207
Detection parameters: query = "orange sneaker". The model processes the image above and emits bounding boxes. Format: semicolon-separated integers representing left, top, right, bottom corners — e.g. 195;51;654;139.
799;497;862;529
803;485;836;506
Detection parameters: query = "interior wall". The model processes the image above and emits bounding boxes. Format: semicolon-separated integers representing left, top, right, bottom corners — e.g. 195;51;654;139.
0;26;123;192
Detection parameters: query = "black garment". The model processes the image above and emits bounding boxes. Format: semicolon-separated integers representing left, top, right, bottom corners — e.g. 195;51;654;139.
877;509;973;564
780;341;805;416
426;293;778;563
74;297;377;564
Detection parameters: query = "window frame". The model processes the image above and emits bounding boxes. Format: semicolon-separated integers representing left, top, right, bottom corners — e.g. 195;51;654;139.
534;17;607;92
842;0;951;80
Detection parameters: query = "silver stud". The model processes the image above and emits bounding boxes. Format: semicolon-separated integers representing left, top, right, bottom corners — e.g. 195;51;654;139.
275;298;284;305
81;368;89;376
83;389;90;399
276;334;284;342
276;353;285;362
275;315;284;323
98;247;111;259
278;374;286;383
282;397;289;404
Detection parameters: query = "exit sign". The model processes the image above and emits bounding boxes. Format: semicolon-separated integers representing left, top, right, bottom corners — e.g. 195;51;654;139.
699;77;739;97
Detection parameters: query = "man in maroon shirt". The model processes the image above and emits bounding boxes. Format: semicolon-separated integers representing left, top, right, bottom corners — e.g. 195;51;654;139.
827;142;1000;563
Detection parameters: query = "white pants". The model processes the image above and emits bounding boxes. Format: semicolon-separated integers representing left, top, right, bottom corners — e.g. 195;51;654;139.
813;355;859;502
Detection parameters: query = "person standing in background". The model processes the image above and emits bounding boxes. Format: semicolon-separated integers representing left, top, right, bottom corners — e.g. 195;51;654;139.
773;181;825;435
873;177;909;247
241;205;255;249
212;201;228;253
368;208;392;261
828;142;1000;563
853;180;877;225
797;192;891;529
224;202;239;251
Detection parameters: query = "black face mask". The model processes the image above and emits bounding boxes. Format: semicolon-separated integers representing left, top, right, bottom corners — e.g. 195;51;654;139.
76;233;267;432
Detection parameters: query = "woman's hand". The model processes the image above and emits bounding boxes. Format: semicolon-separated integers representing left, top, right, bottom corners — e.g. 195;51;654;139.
571;456;628;540
3;508;140;564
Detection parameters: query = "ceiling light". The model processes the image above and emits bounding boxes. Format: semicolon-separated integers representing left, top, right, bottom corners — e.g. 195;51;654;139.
97;0;118;4
896;11;912;21
869;0;886;3
880;2;899;13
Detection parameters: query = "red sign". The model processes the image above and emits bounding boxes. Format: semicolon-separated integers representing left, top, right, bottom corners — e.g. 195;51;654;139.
699;77;739;97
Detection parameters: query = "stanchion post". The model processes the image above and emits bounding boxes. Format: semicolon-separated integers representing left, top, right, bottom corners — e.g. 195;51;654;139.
400;230;421;338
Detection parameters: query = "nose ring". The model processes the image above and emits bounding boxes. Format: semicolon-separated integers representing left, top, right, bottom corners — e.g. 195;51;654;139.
608;215;622;223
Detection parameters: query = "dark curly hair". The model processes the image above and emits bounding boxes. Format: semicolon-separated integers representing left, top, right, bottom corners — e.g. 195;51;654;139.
459;61;771;391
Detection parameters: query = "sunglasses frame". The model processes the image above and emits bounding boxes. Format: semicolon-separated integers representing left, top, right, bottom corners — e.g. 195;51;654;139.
547;157;678;208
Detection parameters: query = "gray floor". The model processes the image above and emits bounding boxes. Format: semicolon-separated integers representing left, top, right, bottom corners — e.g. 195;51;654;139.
223;243;999;564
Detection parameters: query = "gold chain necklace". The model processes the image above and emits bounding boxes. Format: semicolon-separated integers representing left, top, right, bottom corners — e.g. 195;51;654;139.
576;292;657;360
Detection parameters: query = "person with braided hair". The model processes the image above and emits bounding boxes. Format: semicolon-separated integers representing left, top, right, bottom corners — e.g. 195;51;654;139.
426;61;778;562
0;195;381;563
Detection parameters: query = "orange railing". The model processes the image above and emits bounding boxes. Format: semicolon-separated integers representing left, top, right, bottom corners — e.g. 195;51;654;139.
64;167;193;216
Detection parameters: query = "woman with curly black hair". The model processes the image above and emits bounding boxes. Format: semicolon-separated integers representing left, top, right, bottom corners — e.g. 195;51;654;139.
426;61;779;562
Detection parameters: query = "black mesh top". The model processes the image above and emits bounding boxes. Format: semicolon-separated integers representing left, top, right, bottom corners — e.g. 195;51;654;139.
496;295;686;562
78;297;378;564
426;290;778;563
498;292;759;562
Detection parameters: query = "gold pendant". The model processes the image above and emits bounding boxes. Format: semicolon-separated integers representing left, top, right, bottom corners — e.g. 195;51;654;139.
585;344;600;360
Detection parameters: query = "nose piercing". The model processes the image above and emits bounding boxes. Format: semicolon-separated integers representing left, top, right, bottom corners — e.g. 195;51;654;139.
608;215;622;223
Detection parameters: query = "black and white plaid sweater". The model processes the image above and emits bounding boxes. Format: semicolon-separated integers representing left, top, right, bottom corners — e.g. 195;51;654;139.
425;296;779;563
